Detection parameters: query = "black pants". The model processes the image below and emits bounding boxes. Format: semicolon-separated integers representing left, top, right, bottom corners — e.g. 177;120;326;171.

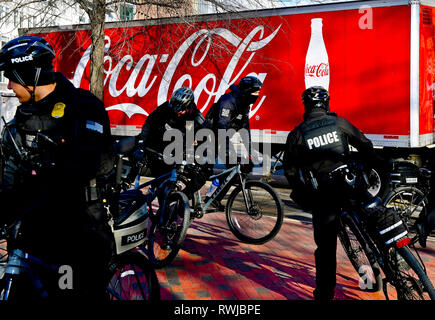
311;187;342;301
420;205;435;235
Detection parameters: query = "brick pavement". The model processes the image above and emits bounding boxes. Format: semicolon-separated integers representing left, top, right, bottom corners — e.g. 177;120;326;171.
155;208;435;301
1;189;434;301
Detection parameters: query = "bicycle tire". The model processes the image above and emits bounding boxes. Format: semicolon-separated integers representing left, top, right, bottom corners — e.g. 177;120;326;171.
338;213;383;292
147;191;191;268
383;186;428;231
106;250;160;300
0;278;6;300
225;180;284;245
388;246;435;300
0;239;7;263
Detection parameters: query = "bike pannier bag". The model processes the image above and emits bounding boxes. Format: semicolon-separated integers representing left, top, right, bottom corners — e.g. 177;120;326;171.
364;206;408;247
112;189;150;255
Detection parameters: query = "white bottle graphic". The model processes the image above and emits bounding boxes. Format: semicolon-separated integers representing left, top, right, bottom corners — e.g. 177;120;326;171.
305;18;330;90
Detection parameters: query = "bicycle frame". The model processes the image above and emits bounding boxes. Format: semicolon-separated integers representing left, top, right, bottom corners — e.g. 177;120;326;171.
2;248;59;300
134;168;178;226
193;163;247;214
385;167;432;246
342;205;431;299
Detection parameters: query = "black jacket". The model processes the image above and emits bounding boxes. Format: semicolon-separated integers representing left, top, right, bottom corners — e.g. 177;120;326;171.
136;101;207;159
3;72;114;191
0;72;114;261
283;108;375;187
214;84;251;132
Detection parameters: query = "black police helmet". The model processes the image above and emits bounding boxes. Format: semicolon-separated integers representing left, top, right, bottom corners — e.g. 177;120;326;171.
0;36;56;87
169;87;195;112
238;76;263;95
302;86;330;112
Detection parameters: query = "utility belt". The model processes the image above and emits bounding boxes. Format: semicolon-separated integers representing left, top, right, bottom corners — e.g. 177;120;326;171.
301;164;362;191
327;164;356;184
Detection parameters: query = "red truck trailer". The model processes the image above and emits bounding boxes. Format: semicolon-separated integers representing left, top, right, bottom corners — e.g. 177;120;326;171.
20;0;435;166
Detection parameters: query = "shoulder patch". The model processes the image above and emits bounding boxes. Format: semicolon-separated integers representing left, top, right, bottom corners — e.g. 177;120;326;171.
221;108;231;118
51;102;66;118
86;120;103;134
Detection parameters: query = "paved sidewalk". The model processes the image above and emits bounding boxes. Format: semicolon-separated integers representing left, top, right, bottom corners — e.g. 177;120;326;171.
155;204;435;300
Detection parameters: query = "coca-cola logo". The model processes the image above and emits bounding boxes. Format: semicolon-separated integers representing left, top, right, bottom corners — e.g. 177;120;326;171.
73;25;282;121
305;62;330;78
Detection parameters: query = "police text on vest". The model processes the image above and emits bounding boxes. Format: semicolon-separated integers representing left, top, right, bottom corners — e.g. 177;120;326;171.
307;131;339;149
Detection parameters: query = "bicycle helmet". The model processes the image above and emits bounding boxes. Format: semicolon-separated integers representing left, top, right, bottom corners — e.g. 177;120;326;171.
169;87;195;112
302;86;330;113
0;36;56;99
238;76;263;95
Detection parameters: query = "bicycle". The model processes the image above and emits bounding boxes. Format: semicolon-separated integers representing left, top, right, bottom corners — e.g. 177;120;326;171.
0;196;160;300
178;159;284;245
382;161;432;243
333;164;435;300
105;151;161;300
121;147;191;269
0;133;160;300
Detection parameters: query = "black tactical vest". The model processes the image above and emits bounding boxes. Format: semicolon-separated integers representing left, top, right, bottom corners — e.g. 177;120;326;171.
299;113;349;161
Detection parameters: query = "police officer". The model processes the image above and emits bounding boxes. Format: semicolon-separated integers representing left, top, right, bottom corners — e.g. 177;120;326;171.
209;76;263;156
211;76;263;132
132;86;210;197
415;149;435;248
416;203;435;248
283;86;376;301
416;209;435;248
0;36;114;299
205;76;263;208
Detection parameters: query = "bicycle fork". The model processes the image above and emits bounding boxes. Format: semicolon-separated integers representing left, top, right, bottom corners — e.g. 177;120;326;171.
2;249;25;300
2;249;52;300
239;176;256;216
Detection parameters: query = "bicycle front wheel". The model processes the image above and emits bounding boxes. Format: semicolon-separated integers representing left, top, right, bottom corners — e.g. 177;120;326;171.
226;180;284;245
338;214;383;292
107;251;160;300
147;191;191;268
388;246;435;300
383;186;428;231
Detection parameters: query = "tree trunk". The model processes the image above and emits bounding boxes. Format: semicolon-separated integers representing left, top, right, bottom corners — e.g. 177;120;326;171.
89;0;106;102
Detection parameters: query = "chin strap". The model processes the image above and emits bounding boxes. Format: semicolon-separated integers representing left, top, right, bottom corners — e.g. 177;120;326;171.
12;67;41;102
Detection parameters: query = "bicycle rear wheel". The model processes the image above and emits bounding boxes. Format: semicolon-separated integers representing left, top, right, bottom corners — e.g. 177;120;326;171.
338;214;383;292
107;250;160;300
388;246;435;300
147;191;191;268
226;180;284;244
383;186;428;231
0;240;6;298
